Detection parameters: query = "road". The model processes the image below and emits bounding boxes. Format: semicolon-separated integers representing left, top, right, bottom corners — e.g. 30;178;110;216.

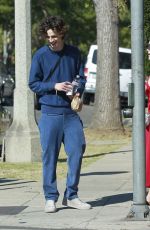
34;104;94;127
4;104;131;129
3;104;94;126
78;104;94;127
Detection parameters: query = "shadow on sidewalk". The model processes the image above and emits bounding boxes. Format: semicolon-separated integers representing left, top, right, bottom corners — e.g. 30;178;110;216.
0;178;37;190
89;193;133;207
0;178;18;184
0;206;28;215
58;150;132;163
0;178;36;185
83;150;132;159
80;171;129;176
0;226;76;230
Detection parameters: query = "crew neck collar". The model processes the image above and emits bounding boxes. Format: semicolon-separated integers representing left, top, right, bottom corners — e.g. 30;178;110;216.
47;44;66;54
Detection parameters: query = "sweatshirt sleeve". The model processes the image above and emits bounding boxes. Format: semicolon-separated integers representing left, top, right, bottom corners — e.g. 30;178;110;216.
76;50;86;96
28;54;55;95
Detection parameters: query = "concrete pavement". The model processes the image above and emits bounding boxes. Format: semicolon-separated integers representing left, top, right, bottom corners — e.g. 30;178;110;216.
0;143;150;230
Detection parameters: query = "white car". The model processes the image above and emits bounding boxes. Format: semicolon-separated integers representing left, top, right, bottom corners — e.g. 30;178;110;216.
83;45;132;107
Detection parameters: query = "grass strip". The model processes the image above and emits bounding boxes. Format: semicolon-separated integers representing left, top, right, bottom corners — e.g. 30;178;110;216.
0;128;131;181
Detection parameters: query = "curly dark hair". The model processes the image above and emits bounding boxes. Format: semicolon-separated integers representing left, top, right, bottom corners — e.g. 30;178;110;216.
39;15;69;38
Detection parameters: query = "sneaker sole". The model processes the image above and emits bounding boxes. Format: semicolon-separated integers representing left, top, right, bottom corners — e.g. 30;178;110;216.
45;207;57;213
62;199;91;210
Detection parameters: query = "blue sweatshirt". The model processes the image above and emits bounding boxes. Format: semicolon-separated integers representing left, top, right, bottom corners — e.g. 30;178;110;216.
29;44;86;114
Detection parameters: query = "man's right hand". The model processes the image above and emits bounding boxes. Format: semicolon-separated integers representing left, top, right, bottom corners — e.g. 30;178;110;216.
54;82;73;92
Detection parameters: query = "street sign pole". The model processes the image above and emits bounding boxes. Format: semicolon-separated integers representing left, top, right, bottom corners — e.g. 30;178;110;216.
127;0;149;220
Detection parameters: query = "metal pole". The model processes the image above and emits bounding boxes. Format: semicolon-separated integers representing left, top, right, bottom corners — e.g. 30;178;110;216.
127;0;149;220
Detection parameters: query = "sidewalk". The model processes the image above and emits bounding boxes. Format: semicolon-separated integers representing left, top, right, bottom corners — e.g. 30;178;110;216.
0;143;150;230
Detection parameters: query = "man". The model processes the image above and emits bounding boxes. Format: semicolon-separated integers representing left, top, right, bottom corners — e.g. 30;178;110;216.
29;15;91;213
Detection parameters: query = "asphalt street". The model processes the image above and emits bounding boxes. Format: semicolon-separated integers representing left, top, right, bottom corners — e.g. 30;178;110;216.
3;104;132;128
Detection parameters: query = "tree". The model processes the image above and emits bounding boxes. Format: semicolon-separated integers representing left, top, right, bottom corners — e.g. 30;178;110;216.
118;1;131;48
31;0;96;57
0;0;96;59
91;0;123;131
0;0;14;63
144;0;150;76
144;0;150;45
0;0;14;28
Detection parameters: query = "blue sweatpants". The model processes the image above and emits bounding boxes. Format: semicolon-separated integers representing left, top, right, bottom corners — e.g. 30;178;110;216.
38;112;86;201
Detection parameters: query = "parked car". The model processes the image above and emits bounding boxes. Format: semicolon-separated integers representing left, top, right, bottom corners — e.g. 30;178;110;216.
0;62;15;106
83;45;132;107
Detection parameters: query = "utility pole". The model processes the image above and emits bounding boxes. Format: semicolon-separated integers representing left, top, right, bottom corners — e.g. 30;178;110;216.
4;0;41;162
127;0;149;220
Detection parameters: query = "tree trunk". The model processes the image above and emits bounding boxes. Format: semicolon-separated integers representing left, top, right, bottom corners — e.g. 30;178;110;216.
91;0;124;131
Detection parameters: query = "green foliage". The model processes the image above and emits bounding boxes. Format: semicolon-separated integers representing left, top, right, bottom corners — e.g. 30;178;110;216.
0;28;3;52
0;0;14;28
31;0;96;58
145;52;150;76
118;0;131;48
0;0;14;59
118;0;150;75
144;0;150;44
144;0;150;76
0;0;148;72
0;0;96;61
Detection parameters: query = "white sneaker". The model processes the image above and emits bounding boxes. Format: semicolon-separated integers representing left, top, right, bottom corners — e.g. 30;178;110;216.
45;200;57;213
62;197;91;210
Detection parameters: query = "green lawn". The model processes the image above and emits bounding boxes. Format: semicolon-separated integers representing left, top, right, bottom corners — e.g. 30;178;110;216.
0;127;132;181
